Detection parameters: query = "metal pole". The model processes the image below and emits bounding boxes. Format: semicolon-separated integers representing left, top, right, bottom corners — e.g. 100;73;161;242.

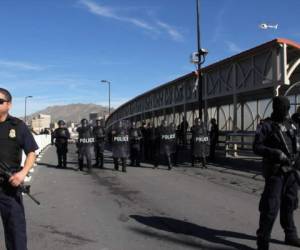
24;96;33;125
25;97;27;124
108;81;111;115
196;0;203;120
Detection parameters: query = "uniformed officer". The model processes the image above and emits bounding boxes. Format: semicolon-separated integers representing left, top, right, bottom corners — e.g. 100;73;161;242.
93;119;105;168
253;96;300;250
76;119;94;172
111;120;129;172
52;120;70;168
0;88;38;250
129;121;143;167
154;120;176;170
191;118;209;168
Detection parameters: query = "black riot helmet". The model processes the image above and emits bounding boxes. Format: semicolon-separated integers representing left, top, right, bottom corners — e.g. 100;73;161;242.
272;96;290;122
131;121;137;129
161;119;167;127
117;120;124;129
96;119;104;127
194;118;201;126
81;118;89;128
58;120;65;127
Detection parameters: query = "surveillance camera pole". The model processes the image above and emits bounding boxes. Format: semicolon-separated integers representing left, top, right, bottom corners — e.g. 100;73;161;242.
195;0;209;122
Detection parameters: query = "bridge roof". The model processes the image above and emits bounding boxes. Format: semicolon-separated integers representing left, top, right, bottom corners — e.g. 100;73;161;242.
205;38;300;70
107;38;300;124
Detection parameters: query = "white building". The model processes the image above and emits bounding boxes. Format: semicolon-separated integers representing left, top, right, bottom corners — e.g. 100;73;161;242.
31;114;51;133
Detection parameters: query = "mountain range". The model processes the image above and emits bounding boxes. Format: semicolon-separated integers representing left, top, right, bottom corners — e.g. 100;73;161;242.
26;103;112;123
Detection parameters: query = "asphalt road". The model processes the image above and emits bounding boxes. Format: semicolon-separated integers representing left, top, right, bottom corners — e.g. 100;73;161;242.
0;144;299;250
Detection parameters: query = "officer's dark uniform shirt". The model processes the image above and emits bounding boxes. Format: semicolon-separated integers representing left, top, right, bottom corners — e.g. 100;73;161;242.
0;115;38;169
253;118;297;170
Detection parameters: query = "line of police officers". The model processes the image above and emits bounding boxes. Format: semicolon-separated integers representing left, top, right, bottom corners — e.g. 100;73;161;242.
52;117;216;172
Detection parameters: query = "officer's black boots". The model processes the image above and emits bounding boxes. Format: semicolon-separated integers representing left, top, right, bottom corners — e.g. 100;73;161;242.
285;237;300;247
114;158;119;170
100;155;104;168
167;155;172;170
79;159;84;171
122;158;127;172
257;239;269;250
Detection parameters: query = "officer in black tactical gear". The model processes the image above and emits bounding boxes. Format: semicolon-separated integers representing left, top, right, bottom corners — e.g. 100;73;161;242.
93;119;105;168
111;120;129;172
129;121;143;167
0;88;38;250
77;119;94;172
191;118;209;168
52;120;70;168
253;96;300;250
154;120;176;170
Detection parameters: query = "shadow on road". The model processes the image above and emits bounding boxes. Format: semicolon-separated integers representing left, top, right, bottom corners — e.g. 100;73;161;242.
130;215;260;250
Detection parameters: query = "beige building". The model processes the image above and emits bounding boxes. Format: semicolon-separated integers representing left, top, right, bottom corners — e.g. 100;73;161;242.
31;114;51;133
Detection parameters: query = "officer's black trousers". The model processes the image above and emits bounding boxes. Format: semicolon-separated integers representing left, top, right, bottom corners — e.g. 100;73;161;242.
113;157;126;171
56;144;67;168
94;145;104;167
191;155;206;167
154;153;173;168
57;151;67;168
130;147;140;166
257;171;299;242
78;146;92;170
0;190;27;250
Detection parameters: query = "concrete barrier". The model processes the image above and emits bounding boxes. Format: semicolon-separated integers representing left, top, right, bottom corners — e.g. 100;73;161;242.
21;134;51;166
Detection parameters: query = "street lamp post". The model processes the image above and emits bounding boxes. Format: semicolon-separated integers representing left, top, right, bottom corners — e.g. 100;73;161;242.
24;95;33;125
101;80;111;115
195;0;208;120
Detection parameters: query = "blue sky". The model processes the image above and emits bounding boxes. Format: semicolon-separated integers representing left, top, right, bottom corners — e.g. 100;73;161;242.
0;0;299;117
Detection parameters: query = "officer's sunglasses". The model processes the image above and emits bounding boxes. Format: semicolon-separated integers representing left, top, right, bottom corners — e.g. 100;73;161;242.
0;99;9;105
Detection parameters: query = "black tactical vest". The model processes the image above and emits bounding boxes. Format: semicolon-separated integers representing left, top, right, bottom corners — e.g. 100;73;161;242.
0;116;23;169
93;126;105;141
54;128;69;144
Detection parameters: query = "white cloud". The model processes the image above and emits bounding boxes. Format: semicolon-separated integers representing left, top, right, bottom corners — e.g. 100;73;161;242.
0;60;45;71
156;21;183;42
79;0;183;41
79;0;155;31
225;41;242;53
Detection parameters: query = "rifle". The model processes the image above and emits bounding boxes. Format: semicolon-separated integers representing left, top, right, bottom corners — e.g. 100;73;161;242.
274;123;300;185
0;159;40;205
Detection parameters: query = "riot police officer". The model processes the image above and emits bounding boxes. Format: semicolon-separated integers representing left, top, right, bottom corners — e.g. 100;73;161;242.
93;119;105;168
191;118;209;168
52;120;70;168
253;96;300;250
129;121;143;167
111;120;129;172
154;120;176;170
77;119;94;172
0;88;38;250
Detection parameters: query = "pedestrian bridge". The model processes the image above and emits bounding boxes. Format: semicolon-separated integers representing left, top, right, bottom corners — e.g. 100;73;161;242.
106;38;300;134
